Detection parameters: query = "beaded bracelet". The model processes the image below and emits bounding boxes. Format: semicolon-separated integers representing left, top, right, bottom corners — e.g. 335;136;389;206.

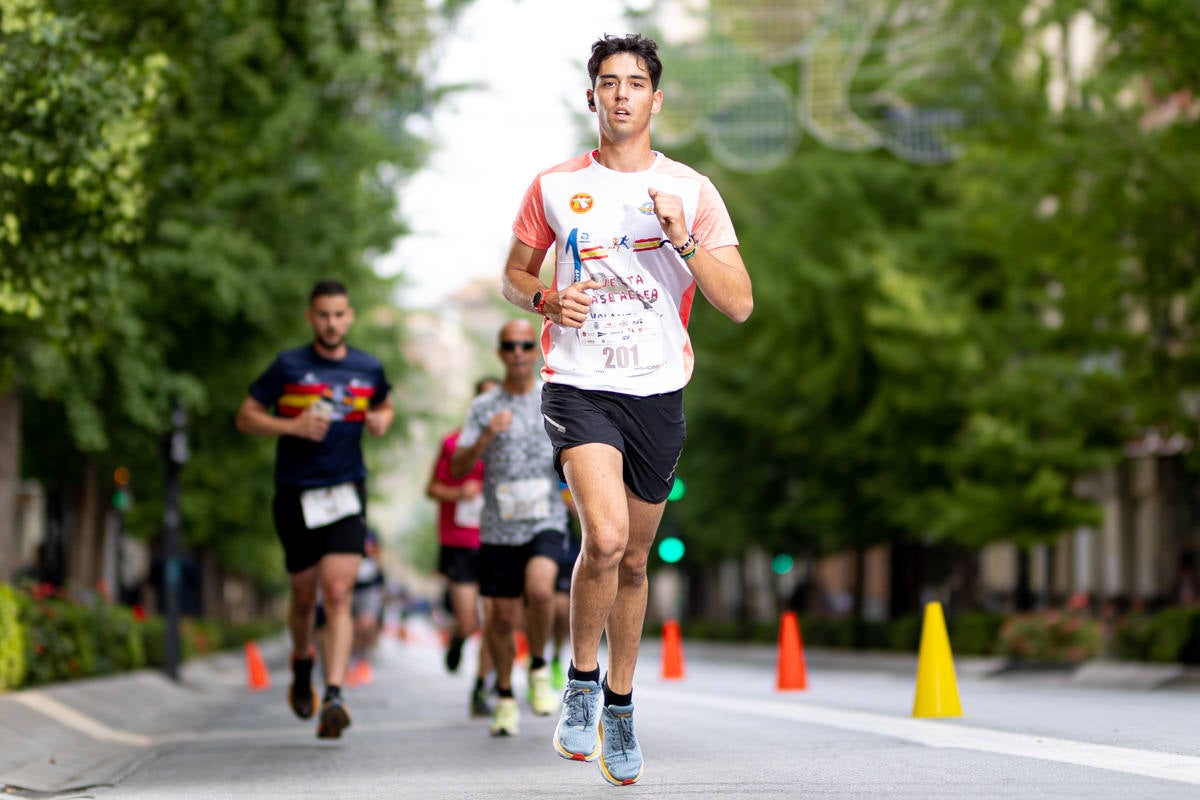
673;234;698;261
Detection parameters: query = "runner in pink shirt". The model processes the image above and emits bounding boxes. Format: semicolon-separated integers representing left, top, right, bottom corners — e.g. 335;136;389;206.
426;376;499;717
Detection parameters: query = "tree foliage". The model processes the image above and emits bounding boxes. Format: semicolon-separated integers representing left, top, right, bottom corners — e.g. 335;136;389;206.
660;0;1199;568
0;0;167;447
6;0;466;588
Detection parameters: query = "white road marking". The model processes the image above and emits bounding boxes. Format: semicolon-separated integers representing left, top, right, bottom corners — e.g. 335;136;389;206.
641;689;1200;786
17;679;1200;786
13;692;155;747
12;691;473;748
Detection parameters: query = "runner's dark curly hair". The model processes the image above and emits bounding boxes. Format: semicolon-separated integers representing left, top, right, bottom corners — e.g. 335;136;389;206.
587;33;662;90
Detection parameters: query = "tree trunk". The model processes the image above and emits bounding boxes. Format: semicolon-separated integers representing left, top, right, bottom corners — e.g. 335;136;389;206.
852;545;866;617
0;390;19;582
1015;546;1034;611
67;458;103;593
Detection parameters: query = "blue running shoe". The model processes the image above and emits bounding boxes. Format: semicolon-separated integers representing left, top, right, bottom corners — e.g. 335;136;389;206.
552;679;601;761
597;703;643;786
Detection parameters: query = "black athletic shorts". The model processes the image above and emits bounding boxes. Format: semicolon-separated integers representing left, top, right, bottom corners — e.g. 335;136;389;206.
556;535;580;593
479;530;567;599
541;382;686;504
272;481;367;574
438;545;481;584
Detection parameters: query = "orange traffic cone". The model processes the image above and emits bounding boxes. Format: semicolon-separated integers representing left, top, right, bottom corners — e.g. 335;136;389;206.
353;660;374;686
776;611;808;691
661;619;686;680
514;628;530;665
245;641;271;691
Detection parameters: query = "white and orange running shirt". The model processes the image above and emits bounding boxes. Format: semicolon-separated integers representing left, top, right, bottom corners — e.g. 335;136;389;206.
513;150;739;396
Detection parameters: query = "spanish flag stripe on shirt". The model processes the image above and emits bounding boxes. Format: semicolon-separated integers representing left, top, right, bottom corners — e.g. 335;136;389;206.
278;394;320;417
284;383;327;395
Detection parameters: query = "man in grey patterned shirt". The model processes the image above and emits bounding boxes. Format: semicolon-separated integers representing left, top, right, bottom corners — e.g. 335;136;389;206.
450;319;569;736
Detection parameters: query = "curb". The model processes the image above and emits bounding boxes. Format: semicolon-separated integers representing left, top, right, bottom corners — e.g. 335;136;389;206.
0;637;288;795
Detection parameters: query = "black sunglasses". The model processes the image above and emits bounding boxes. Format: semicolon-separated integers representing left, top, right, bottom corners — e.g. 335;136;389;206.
500;340;537;352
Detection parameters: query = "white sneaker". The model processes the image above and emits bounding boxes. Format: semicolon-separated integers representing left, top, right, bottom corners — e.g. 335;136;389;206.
490;697;519;736
528;666;559;716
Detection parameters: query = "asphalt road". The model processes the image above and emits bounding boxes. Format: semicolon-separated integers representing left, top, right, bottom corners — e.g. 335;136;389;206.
6;618;1200;799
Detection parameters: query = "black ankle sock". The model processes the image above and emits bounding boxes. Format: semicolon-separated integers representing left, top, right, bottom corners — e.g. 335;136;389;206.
496;686;514;699
323;685;342;702
569;662;600;684
530;655;547;671
601;677;632;707
474;677;486;691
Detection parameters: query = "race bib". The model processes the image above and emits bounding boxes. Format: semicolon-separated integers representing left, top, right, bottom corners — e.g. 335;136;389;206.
496;477;552;522
453;493;484;528
579;310;664;374
299;482;362;529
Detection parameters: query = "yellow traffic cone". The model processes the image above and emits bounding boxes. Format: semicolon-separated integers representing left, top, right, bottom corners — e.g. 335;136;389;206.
912;601;963;717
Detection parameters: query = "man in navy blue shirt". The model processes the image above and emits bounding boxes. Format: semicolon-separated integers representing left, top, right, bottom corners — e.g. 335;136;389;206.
237;279;394;739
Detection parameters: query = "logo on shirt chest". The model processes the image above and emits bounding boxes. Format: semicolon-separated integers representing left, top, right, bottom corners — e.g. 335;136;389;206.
569;193;594;213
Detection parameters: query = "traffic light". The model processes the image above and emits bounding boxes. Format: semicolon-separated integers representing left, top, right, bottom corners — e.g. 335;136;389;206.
657;536;685;564
112;466;131;511
667;477;686;502
771;554;795;575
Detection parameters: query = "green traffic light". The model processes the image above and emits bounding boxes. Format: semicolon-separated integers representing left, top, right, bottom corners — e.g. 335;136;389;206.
112;489;130;511
657;536;685;564
667;477;686;502
771;554;795;575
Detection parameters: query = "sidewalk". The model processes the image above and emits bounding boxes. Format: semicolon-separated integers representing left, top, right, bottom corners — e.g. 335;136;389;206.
0;637;289;795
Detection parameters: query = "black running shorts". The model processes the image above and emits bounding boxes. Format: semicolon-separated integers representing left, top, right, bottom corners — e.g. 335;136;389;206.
479;529;567;599
541;382;686;504
272;481;367;574
556;536;580;593
438;545;481;584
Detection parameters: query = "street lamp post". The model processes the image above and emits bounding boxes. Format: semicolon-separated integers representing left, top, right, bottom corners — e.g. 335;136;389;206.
162;401;189;680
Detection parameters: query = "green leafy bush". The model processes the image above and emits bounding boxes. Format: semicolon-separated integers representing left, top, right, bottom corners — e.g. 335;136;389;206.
140;615;194;668
19;586;97;685
1110;612;1154;661
2;583;283;688
86;602;145;675
888;614;922;652
1120;608;1200;664
949;611;1005;655
996;610;1103;663
0;584;27;691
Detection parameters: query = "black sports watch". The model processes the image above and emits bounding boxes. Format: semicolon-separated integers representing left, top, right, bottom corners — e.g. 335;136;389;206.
531;290;543;313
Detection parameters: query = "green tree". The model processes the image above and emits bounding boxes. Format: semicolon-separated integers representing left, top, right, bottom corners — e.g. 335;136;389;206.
0;0;166;441
656;0;1161;615
11;0;470;592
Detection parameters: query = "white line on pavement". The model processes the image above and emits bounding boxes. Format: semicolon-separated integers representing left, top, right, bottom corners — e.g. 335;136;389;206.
640;689;1200;786
13;690;476;748
13;692;156;747
19;675;1200;786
